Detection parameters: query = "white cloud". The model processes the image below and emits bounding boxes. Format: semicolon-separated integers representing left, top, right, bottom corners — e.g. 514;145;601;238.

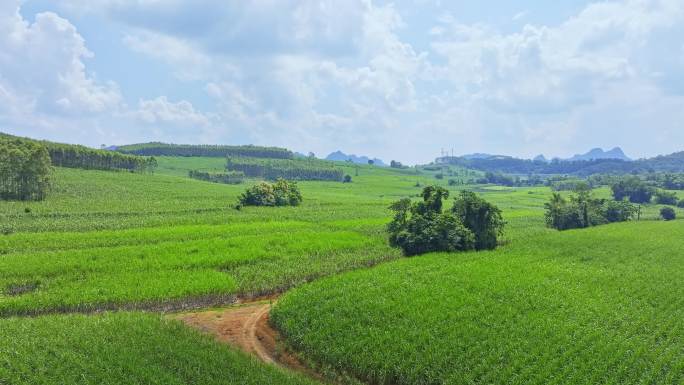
0;2;121;119
134;96;212;127
5;0;684;162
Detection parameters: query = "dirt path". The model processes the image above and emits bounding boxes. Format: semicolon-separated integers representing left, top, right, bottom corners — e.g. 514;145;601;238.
172;299;318;378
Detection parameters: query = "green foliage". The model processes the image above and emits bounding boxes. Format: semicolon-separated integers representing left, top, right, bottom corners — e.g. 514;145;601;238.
612;177;654;203
116;141;294;159
343;174;352;183
452;190;505;250
0;137;52;201
545;187;637;230
654;189;678;206
387;192;475;257
602;199;639;223
0;312;317;385
273;221;684;385
678;199;684;208
227;157;344;181
188;170;244;184
238;179;302;207
387;186;504;256
660;207;676;221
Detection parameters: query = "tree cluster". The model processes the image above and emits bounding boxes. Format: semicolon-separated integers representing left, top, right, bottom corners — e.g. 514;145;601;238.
611;177;655;204
387;186;505;256
117;142;293;159
188;170;245;185
545;186;637;231
238;179;303;207
0;137;52;201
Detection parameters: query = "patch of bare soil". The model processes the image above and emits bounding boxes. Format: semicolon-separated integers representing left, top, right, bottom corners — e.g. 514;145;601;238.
172;299;321;380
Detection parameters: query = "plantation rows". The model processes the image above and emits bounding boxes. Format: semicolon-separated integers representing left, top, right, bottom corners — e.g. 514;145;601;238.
226;157;345;181
116;142;293;159
272;220;684;385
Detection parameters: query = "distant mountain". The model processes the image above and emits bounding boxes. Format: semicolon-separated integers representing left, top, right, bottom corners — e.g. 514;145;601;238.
533;154;548;163
567;147;630;162
326;151;386;166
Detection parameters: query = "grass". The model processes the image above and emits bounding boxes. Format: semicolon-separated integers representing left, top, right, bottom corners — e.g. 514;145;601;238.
272;220;684;385
0;312;318;385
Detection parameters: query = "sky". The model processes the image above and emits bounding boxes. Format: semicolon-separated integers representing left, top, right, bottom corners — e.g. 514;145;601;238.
1;0;683;164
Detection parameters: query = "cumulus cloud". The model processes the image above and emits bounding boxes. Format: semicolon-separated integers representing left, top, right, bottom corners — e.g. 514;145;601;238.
4;0;684;162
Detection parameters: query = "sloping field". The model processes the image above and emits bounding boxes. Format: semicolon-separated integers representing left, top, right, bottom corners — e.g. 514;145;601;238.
272;220;684;385
0;312;317;385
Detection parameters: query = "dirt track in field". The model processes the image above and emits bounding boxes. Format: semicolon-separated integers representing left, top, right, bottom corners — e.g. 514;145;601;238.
172;299;320;380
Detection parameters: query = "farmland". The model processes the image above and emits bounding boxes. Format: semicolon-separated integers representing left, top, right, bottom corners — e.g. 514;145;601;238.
1;155;683;384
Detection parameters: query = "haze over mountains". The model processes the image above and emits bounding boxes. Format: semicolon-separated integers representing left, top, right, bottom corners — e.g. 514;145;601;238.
460;147;632;163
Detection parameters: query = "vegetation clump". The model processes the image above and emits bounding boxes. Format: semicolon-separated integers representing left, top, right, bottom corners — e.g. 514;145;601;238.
611;177;654;203
660;207;676;221
0;137;52;201
387;186;504;256
238;179;302;207
545;184;637;230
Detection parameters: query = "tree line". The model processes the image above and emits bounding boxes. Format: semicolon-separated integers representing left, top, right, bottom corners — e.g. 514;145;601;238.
116;142;294;159
188;170;245;185
439;152;684;176
0;137;52;201
1;133;156;173
226;157;344;181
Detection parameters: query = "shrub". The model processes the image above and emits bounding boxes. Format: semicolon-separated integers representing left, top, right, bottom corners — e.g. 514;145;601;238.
434;173;444;180
451;191;505;250
660;207;676;221
343;175;352;183
678;200;684;208
448;179;458;186
387;186;504;256
654;190;678;206
238;179;302;207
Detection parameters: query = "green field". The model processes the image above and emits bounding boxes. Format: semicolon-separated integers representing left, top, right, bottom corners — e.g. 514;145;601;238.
0;312;316;385
1;156;683;384
272;221;684;385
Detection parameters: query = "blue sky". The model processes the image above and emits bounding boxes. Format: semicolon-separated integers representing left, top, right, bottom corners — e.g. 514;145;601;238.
2;0;683;164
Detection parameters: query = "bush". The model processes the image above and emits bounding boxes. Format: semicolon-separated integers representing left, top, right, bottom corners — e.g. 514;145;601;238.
387;186;504;256
451;191;505;250
660;207;676;221
434;173;444;180
678;200;684;208
654;190;678;206
343;175;352;183
238;179;302;207
448;179;459;186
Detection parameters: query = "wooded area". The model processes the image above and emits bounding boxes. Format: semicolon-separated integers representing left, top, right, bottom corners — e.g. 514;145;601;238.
117;142;294;159
0;137;52;201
